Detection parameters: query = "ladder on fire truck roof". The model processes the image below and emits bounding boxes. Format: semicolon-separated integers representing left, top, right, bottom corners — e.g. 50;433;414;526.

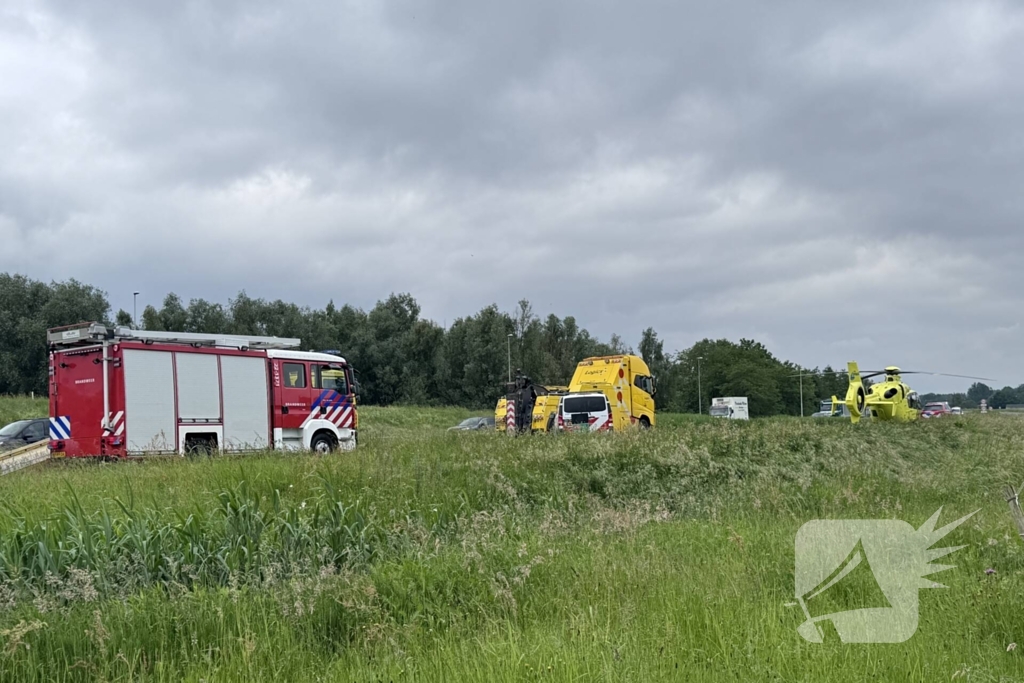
47;322;301;351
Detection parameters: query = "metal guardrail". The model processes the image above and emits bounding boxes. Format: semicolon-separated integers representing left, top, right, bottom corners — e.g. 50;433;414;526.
0;440;49;476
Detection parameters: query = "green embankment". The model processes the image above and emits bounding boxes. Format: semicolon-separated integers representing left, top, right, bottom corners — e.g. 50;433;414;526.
0;400;1022;681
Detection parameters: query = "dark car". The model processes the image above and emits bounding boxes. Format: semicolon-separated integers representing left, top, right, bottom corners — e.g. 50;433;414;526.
447;416;495;432
0;419;49;452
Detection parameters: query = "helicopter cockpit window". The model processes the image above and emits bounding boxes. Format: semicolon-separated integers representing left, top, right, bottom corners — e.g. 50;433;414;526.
908;392;922;410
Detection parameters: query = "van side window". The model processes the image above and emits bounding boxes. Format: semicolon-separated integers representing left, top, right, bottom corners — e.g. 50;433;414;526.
283;362;306;388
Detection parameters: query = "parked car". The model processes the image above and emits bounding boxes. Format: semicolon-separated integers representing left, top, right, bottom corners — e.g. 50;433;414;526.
447;416;495;432
0;418;49;452
950;407;963;415
920;402;952;418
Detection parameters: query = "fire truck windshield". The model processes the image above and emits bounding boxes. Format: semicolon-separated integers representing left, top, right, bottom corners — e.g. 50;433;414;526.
315;365;348;393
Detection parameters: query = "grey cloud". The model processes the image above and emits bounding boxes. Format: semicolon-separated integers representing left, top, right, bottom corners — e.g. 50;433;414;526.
1;0;1022;393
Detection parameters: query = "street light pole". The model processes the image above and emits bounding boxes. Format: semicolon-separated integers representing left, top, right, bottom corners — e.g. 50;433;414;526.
133;292;140;330
507;333;513;383
697;356;704;415
799;371;805;417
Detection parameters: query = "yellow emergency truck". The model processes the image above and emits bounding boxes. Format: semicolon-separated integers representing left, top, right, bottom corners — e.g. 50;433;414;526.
495;386;568;432
531;387;568;432
495;397;506;431
563;355;656;430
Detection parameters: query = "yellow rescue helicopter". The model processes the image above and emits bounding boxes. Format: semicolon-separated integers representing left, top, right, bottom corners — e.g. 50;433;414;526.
830;362;993;424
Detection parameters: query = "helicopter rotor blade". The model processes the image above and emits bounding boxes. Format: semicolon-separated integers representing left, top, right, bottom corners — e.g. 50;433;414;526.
892;371;996;382
788;368;994;382
788;371;842;377
787;370;883;377
859;371;887;380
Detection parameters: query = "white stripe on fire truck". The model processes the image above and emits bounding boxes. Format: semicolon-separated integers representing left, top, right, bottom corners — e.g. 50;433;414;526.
111;412;124;436
300;402;353;430
301;405;341;428
338;406;352;428
102;411;124;431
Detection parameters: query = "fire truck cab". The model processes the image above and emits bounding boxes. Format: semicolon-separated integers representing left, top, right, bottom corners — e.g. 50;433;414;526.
47;323;358;458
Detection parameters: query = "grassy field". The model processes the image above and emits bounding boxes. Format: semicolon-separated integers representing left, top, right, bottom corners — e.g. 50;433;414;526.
1;399;1024;681
0;395;49;428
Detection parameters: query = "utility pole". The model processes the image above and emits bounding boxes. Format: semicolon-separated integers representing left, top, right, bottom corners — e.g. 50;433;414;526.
133;292;140;330
790;369;822;416
799;371;805;417
507;333;513;383
697;356;704;415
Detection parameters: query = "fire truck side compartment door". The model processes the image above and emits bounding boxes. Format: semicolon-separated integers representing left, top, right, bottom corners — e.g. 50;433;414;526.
175;352;220;421
221;355;270;450
123;349;175;452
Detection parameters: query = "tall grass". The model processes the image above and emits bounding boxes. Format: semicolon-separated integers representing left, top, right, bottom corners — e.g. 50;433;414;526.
0;478;385;603
0;405;1023;680
0;396;48;429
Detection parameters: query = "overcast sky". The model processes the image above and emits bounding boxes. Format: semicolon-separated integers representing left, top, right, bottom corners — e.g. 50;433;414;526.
2;0;1022;392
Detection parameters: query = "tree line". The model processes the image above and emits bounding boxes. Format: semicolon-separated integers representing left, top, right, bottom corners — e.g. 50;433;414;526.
2;273;988;416
922;383;1024;411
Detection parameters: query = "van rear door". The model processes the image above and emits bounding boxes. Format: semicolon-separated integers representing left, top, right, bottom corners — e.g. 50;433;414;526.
560;393;612;432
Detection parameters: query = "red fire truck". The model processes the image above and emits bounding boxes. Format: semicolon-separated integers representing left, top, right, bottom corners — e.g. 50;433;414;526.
47;323;358;457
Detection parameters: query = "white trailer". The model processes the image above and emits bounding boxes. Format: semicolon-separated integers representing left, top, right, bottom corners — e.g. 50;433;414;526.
709;396;749;420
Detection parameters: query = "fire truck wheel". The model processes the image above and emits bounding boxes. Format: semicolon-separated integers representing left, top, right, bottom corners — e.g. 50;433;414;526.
184;434;217;457
311;432;338;455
